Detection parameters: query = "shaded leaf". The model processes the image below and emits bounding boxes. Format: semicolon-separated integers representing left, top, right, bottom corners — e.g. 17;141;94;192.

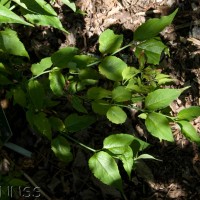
112;86;132;102
89;151;122;191
13;87;26;107
177;106;200;121
106;106;127;124
51;136;73;163
99;56;127;81
99;29;123;54
49;117;65;132
145;112;174;142
92;100;111;115
71;96;88;113
87;87;111;100
122;67;139;81
0;74;12;85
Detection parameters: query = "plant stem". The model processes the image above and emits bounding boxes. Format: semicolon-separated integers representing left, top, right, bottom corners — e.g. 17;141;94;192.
30;70;53;80
87;60;101;67
64;134;97;153
111;42;134;56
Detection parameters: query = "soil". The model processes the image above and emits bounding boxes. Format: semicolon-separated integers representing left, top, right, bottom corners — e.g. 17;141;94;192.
1;0;200;199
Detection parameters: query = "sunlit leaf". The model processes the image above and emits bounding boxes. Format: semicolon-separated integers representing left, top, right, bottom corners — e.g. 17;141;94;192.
177;106;200;121
112;86;131;102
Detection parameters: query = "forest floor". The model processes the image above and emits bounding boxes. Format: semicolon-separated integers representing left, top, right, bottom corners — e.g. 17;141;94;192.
1;0;200;199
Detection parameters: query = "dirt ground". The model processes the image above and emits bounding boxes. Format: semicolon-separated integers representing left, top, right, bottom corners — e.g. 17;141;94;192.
1;0;200;199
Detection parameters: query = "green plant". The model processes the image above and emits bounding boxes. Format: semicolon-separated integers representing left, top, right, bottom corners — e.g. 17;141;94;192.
0;6;200;198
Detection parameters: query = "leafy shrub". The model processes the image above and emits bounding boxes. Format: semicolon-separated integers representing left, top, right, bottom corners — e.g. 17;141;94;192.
0;5;200;196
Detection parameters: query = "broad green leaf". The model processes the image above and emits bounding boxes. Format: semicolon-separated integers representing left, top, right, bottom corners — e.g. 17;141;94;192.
112;86;131;102
28;79;45;110
71;96;88;113
0;74;12;85
0;0;11;8
65;113;96;132
33;112;52;140
72;55;99;68
135;38;167;65
60;0;76;12
0;29;29;58
51;47;78;68
122;67;139;81
99;56;127;81
31;57;52;75
89;151;122;191
178;120;200;143
134;9;178;41
49;117;65;132
136;154;161;161
13;87;26;107
103;134;135;149
92;100;111;115
87;87;111;100
145;112;173;142
49;68;65;96
106;106;127;124
177;106;200;121
99;29;123;54
0;4;33;26
51;136;73;163
79;68;99;80
145;88;188;111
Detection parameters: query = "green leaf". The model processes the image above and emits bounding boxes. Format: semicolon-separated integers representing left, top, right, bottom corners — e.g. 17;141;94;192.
106;106;127;124
19;0;68;33
0;0;11;8
112;86;132;102
136;154;161;161
134;9;178;41
31;57;52;75
0;74;12;85
155;73;174;85
0;29;29;58
99;56;127;81
51;47;78;68
79;68;99;80
49;68;65;96
103;134;135;149
92;100;111;115
89;151;122;191
178;120;200;143
72;55;99;68
145;88;188;111
49;117;65;132
122;67;139;81
60;0;76;12
145;112;174;142
71;96;88;113
28;79;45;110
87;87;111;100
135;38;167;65
177;106;200;121
65;113;96;132
13;87;26;107
0;4;33;26
33;112;52;140
51;136;73;163
99;29;123;54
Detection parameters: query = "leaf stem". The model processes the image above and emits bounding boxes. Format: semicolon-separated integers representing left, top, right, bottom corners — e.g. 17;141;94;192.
64;134;97;153
30;70;53;80
111;42;134;56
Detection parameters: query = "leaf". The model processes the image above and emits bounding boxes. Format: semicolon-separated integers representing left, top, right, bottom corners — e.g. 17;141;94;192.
51;47;78;68
31;57;52;75
134;9;178;41
65;113;96;132
92;100;111;115
60;0;76;12
0;74;12;85
103;134;135;149
87;87;111;100
79;68;99;80
89;151;122;191
136;154;161;161
72;55;99;68
135;38;167;65
49;68;65;96
33;112;52;140
71;96;88;113
51;136;73;163
99;29;123;54
19;0;68;33
122;67;139;81
112;86;132;102
13;87;26;107
145;112;174;142
177;106;200;121
0;4;33;26
145;87;188;111
178;120;200;143
106;106;127;124
49;117;65;132
0;29;29;58
99;56;127;81
28;79;45;110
